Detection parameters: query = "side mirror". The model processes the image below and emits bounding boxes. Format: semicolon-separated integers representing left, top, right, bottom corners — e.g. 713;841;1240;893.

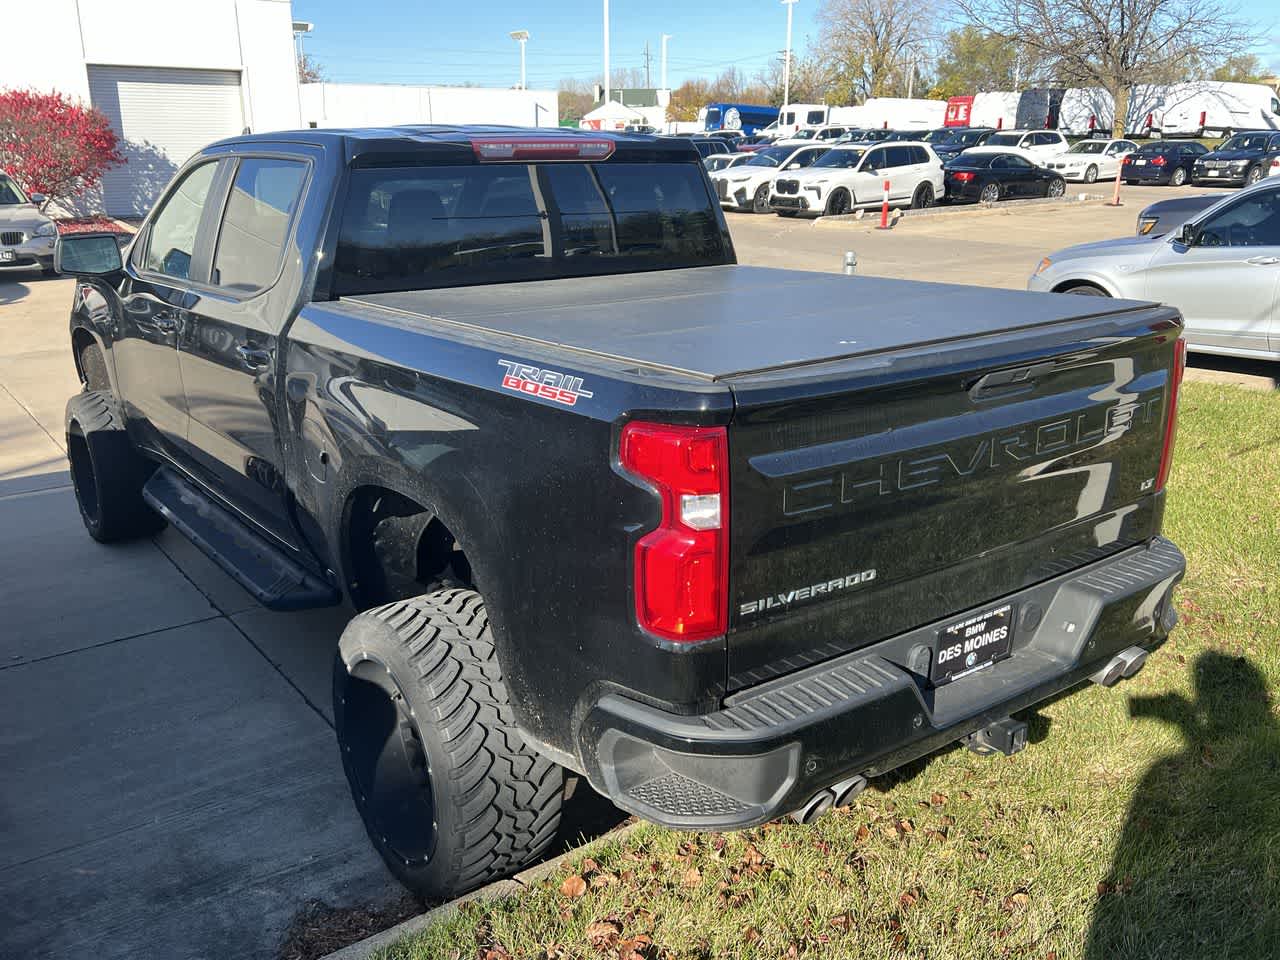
785;162;801;170
1176;222;1200;247
54;232;124;277
28;192;46;206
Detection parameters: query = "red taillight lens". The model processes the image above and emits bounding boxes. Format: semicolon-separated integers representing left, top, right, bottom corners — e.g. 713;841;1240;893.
953;171;976;182
1156;338;1186;491
1151;155;1167;166
1123;155;1132;164
471;137;615;162
620;422;729;642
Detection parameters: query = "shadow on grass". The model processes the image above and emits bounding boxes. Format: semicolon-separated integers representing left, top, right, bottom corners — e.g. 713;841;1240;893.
1085;651;1280;956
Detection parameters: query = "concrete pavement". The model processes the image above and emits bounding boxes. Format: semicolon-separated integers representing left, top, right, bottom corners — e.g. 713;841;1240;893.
0;273;404;960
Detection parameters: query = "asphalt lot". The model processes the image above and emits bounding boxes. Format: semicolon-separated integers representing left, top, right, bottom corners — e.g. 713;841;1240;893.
0;187;1273;959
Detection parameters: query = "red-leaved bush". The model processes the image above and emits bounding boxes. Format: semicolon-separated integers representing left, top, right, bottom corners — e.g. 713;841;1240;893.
0;89;123;212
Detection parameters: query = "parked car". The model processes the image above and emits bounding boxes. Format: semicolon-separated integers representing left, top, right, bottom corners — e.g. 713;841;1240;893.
931;127;996;161
704;153;751;173
1191;131;1280;187
775;124;852;147
688;137;732;159
841;127;894;143
886;127;952;144
0;173;59;276
1122;140;1208;186
943;152;1067;203
54;125;1187;904
711;143;830;212
1135;194;1220;236
708;129;746;142
964;129;1071;166
1030;175;1280;359
769;142;945;215
1045;138;1138;183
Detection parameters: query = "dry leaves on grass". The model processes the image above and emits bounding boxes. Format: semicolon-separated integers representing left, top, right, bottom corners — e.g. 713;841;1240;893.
559;875;588;898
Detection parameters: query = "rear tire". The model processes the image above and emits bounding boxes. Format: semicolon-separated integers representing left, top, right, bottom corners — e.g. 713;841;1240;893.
334;588;564;900
1169;167;1188;187
1046;177;1066;198
751;183;771;214
910;182;935;209
65;391;164;543
979;182;1001;204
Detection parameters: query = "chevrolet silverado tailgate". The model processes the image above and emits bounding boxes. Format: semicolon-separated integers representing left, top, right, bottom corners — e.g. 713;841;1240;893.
723;303;1182;690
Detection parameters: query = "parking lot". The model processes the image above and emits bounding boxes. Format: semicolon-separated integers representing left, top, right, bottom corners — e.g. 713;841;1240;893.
0;191;1273;959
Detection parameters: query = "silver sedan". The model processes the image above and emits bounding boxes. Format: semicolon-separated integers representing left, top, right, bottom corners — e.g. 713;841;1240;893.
1028;177;1280;360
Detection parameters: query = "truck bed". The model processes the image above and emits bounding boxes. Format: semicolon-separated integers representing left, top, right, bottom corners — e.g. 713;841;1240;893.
342;265;1155;380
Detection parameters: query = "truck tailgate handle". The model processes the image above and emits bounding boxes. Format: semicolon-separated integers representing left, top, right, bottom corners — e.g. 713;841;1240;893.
967;360;1057;402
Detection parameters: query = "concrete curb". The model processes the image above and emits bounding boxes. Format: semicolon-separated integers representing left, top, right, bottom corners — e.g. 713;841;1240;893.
814;194;1112;229
319;820;645;960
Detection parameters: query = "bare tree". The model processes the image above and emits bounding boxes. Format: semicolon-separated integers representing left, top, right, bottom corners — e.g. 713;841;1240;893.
297;52;325;84
956;0;1251;135
816;0;935;102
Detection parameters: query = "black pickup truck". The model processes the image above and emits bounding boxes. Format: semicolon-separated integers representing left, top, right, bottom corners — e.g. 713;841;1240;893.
56;126;1186;901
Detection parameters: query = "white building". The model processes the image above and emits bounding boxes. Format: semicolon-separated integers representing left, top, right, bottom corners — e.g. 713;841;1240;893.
300;83;558;129
1;0;301;216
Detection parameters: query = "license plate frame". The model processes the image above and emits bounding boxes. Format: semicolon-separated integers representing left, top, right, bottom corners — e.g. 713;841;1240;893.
0;250;15;262
932;604;1015;686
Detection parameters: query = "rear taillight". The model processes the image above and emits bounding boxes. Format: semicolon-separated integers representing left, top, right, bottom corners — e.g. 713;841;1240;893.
1123;155;1133;164
953;171;976;182
471;137;615;161
1151;155;1167;166
1156;338;1186;491
620;422;729;642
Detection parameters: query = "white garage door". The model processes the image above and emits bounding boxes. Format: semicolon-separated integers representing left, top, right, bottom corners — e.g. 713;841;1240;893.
88;65;245;218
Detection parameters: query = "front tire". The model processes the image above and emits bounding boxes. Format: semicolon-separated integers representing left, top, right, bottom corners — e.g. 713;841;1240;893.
1060;283;1109;297
65;391;164;543
334;588;564;900
751;183;771;214
1084;164;1099;184
825;188;851;216
910;182;935;209
1245;165;1264;186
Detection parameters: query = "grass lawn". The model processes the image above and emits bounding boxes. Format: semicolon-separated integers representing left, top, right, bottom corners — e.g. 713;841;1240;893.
384;382;1279;960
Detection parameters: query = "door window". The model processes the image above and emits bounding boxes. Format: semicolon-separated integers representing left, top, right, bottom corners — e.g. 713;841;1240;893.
1196;188;1280;247
211;158;308;293
885;145;912;168
143;162;219;281
863;148;888;170
911;146;929;164
792;149;824;168
1005;154;1034;168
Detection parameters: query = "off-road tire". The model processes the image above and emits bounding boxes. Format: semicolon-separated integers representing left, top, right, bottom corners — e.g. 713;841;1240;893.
78;342;110;393
910;182;935;209
334;588;564;900
1169;167;1188;187
65;391;164;543
751;183;771;214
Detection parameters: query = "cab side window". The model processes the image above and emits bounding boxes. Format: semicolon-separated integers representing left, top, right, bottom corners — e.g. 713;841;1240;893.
1197;188;1280;247
143;161;219;281
211;158;308;294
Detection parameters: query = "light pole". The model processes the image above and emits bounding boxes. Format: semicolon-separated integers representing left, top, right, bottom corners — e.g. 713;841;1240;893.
603;0;611;103
781;0;798;112
660;34;671;91
509;30;530;90
291;20;313;128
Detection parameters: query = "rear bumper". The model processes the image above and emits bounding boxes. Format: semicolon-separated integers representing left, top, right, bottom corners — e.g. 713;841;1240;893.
578;537;1185;830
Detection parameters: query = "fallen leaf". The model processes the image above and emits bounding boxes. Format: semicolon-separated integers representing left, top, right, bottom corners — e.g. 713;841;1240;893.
830;912;853;932
930;792;948;807
1002;890;1030;912
682;866;702;887
959;790;973;801
581;857;600;874
560;875;588;898
584;919;622;949
481;949;513;960
742;925;761;943
898;886;924;910
855;824;871;842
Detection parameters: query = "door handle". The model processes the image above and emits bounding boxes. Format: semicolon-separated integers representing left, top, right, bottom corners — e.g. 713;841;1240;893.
235;344;273;369
1246;256;1280;265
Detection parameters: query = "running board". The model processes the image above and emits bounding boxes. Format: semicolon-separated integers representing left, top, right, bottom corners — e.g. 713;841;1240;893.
143;466;340;611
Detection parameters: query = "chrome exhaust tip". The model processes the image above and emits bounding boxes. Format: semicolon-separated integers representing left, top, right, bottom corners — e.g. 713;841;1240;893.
1090;645;1149;687
831;773;868;808
790;790;835;824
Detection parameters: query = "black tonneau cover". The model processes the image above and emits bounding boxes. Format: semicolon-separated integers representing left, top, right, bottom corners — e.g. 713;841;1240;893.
344;265;1153;381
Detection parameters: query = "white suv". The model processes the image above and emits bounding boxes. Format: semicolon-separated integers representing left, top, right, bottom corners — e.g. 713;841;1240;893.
963;129;1070;166
774;125;852;147
709;143;830;213
768;142;946;217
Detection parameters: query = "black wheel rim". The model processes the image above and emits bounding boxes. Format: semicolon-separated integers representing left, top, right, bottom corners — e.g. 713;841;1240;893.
831;191;849;215
68;429;101;526
919;185;933;207
339;657;437;864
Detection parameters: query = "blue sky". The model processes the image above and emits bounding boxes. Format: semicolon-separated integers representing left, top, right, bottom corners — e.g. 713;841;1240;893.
293;0;1279;92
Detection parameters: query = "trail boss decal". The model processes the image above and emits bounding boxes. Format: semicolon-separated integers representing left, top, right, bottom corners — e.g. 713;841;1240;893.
739;569;877;618
498;359;594;407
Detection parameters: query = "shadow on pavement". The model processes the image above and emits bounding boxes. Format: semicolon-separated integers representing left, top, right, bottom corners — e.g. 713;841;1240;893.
1085;652;1280;955
0;278;32;305
1186;353;1279;390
